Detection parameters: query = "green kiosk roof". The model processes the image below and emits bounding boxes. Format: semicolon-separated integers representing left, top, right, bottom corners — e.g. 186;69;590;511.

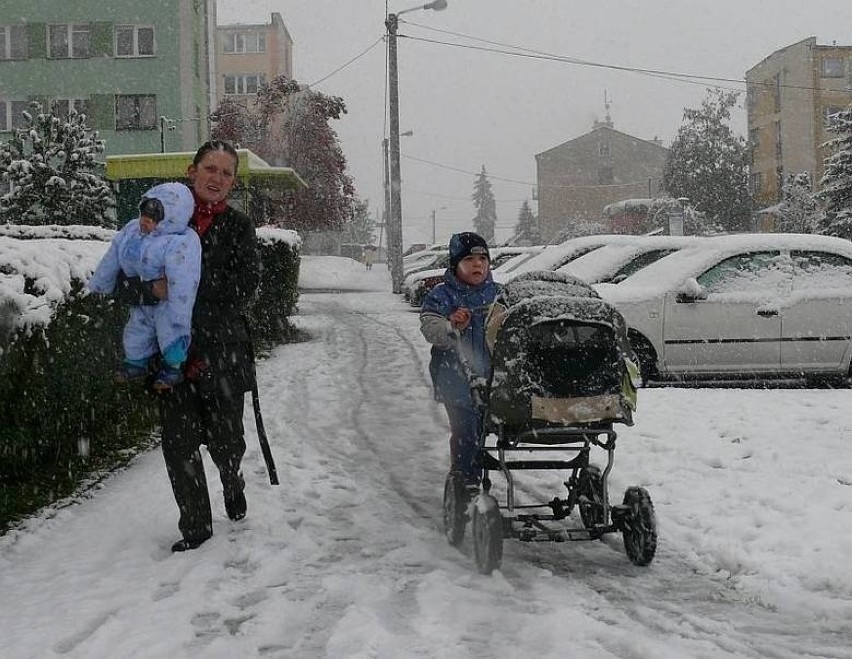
105;149;307;190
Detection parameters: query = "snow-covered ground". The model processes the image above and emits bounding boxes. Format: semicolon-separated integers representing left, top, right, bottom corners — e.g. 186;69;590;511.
1;256;851;658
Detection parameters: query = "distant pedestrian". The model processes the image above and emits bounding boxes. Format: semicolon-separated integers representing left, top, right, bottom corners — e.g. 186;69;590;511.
364;245;375;270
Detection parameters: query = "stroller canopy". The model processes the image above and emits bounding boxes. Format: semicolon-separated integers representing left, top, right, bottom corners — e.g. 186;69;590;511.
485;271;638;434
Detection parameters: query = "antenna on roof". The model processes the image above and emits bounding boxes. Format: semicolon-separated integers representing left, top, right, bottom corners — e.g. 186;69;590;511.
604;91;613;128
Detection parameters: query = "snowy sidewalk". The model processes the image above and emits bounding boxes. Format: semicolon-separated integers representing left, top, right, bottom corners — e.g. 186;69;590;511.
1;258;851;658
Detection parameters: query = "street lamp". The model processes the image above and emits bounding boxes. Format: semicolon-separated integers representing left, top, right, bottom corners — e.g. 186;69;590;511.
386;0;448;293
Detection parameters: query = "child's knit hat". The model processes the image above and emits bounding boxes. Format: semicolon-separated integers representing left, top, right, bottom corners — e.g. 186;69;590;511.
449;232;490;269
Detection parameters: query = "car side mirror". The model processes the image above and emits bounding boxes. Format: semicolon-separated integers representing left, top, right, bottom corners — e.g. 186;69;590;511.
675;277;707;303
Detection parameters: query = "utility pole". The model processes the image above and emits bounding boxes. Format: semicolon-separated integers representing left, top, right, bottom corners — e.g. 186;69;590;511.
386;13;404;293
431;209;436;244
385;1;447;292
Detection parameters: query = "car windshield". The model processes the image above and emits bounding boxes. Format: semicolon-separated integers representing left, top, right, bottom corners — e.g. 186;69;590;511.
604;248;678;283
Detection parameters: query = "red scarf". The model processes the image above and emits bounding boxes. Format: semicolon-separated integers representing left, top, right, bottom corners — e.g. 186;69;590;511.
191;192;228;237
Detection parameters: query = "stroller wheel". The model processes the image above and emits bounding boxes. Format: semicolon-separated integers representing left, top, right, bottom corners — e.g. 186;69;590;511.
471;495;503;575
443;472;468;547
620;486;657;566
577;465;605;529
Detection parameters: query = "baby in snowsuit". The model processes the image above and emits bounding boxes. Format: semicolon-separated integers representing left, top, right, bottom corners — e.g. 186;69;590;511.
420;232;499;490
88;182;200;390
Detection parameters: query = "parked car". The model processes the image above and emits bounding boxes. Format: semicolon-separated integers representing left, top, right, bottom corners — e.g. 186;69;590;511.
402;250;449;279
556;236;700;284
494;234;637;284
594;233;852;385
403;246;543;307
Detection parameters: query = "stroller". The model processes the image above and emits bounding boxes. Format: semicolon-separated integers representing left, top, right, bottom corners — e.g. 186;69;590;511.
442;271;657;574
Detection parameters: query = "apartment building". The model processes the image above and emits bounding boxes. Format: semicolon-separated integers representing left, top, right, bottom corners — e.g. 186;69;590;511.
746;37;852;207
535;119;668;243
215;13;293;107
0;0;216;155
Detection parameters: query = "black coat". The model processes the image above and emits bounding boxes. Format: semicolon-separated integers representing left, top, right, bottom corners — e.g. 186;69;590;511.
192;204;260;396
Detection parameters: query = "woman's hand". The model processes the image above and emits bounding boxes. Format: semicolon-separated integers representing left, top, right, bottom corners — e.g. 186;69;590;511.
151;278;169;301
449;307;472;330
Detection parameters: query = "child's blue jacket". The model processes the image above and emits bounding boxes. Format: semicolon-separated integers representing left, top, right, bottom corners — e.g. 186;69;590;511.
421;269;499;407
88;182;200;353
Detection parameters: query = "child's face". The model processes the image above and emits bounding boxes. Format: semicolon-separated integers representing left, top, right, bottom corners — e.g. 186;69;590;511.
139;215;157;234
456;254;490;286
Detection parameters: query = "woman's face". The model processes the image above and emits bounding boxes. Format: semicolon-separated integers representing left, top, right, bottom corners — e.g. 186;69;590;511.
187;150;237;205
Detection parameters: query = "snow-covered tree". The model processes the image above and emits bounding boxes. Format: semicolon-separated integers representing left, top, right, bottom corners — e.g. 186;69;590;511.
211;76;356;233
642;195;722;236
344;198;376;245
817;105;852;239
663;89;752;233
471;165;496;242
0;103;114;226
776;172;823;233
511;199;539;245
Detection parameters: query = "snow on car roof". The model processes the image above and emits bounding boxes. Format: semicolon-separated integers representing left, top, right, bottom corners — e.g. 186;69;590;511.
557;235;700;283
495;234;637;283
596;233;852;303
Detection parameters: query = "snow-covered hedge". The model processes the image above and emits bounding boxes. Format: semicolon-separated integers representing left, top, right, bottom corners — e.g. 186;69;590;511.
0;225;301;486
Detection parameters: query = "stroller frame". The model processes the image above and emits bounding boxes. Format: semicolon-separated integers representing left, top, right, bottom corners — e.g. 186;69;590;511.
481;425;619;542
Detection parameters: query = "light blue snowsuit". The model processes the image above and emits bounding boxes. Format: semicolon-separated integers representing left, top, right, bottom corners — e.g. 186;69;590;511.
88;182;201;366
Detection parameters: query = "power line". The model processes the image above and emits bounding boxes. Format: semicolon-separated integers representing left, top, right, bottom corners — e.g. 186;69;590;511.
401;20;832;95
309;36;384;88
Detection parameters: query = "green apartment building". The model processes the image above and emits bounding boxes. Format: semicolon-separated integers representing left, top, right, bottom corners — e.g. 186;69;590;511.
0;0;216;156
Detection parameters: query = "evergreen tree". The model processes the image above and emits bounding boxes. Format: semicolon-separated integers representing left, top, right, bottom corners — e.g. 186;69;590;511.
471;165;496;242
512;199;539;245
0;102;114;226
663;89;752;232
817;105;852;239
211;76;355;232
344;198;376;245
776;173;823;233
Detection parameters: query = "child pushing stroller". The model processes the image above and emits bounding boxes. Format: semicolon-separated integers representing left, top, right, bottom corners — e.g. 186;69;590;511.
424;257;657;574
420;232;499;496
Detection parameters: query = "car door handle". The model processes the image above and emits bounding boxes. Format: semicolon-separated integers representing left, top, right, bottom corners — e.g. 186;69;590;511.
756;309;778;317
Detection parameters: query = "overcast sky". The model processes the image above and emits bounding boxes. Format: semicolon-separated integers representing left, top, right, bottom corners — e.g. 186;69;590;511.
217;1;852;245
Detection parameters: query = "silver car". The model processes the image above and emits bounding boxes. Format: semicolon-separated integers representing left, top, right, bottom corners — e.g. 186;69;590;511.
594;233;852;385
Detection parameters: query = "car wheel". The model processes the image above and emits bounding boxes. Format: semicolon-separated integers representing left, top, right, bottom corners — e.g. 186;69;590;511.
628;333;658;386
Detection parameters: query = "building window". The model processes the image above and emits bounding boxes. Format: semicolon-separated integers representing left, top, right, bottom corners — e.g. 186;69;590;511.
773;73;781;112
115;94;157;130
115;25;155;57
222;31;266;54
775;121;783;162
0;25;27;60
224;74;265;95
0;99;29;131
821;57;845;78
50;98;90;118
824;106;844;127
751;171;762;196
48;24;91;59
